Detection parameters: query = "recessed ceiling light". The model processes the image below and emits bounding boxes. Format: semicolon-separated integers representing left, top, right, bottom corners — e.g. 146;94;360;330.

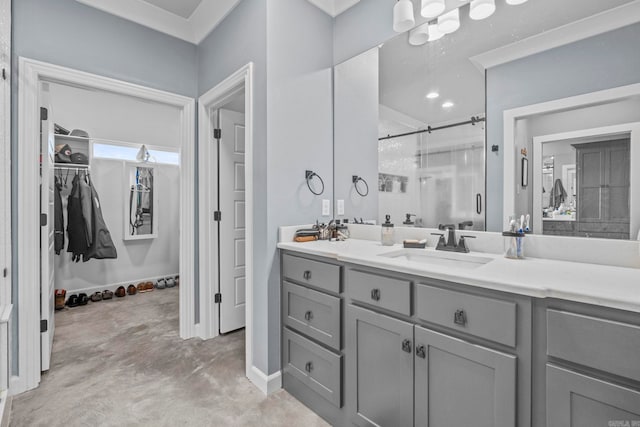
442;101;454;108
426;92;440;99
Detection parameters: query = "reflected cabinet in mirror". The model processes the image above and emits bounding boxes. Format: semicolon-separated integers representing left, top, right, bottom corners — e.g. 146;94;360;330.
124;162;158;240
334;0;640;240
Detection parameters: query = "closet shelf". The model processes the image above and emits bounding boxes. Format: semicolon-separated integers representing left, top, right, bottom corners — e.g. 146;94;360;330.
54;163;90;170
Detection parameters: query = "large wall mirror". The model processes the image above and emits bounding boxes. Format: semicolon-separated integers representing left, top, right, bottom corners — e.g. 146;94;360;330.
124;162;158;240
333;0;640;240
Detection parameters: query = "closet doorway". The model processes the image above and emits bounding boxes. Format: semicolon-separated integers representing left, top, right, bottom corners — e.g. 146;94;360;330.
198;63;257;388
16;58;196;395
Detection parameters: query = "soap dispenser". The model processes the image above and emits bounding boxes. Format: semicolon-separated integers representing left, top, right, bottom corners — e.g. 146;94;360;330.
381;214;395;246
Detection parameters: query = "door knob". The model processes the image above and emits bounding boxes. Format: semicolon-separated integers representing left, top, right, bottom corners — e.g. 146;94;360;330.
371;288;381;301
416;345;426;359
402;339;412;353
305;361;313;373
303;270;312;280
304;310;313;321
454;309;467;326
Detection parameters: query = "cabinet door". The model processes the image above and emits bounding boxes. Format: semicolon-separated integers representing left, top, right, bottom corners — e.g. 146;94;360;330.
547;364;640;427
347;305;414;427
414;326;516;427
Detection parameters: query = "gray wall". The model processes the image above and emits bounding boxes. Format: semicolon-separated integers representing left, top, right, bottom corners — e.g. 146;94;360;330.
11;0;198;376
265;0;334;374
486;23;640;231
197;0;270;374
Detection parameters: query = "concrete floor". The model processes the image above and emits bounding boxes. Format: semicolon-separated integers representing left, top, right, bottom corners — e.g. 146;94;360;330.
10;287;328;427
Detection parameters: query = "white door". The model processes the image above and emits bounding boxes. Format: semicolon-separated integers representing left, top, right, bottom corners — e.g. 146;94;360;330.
218;109;246;334
40;83;55;371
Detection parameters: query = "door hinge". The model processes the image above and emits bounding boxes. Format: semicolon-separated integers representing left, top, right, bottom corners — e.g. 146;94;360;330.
2;68;6;80
213;128;222;140
213;211;222;222
214;293;222;303
40;107;48;121
40;319;48;333
2;268;7;278
41;213;48;226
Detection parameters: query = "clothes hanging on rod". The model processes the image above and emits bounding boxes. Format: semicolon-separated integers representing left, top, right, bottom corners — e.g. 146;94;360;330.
85;173;117;261
54;176;64;255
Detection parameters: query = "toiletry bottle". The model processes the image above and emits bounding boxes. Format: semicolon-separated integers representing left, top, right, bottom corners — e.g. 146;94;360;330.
381;215;395;246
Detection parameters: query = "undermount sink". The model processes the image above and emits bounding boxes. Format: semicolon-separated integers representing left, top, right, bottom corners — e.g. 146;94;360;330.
379;249;493;270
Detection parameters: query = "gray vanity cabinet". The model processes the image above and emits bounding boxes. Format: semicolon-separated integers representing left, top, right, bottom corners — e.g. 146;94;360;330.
346;304;414;427
414;325;517;427
546;364;640;426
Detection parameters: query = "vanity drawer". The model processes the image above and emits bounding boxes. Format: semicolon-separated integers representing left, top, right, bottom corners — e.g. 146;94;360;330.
282;254;341;294
547;309;640;382
283;281;341;350
416;284;517;347
283;328;342;407
347;269;411;316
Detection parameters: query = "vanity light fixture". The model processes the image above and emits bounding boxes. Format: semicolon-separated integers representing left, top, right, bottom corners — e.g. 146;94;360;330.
428;23;445;41
409;22;431;45
437;8;461;34
421;0;445;18
469;0;496;20
442;101;455;109
426;91;440;99
393;0;415;33
506;0;528;4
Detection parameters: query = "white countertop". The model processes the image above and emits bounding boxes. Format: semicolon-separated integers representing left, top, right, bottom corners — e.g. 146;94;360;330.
277;238;640;314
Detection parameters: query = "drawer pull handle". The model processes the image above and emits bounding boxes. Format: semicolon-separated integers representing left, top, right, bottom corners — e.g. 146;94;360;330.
416;345;426;359
402;339;412;353
371;288;381;301
304;310;313;321
303;270;312;280
305;361;313;373
454;309;467;326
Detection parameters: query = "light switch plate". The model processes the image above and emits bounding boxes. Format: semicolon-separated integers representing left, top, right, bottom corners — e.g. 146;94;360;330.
322;199;331;216
337;199;345;215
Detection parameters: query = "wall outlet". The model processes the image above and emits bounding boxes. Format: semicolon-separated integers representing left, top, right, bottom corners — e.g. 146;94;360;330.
322;199;331;216
337;199;345;216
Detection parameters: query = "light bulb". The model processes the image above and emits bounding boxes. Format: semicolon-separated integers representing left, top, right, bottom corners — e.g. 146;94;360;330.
506;0;528;4
409;22;430;45
437;8;460;34
469;0;495;20
421;0;445;18
426;92;440;99
393;0;415;33
428;23;445;41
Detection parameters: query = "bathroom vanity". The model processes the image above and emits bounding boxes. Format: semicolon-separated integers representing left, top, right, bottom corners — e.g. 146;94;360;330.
278;236;640;427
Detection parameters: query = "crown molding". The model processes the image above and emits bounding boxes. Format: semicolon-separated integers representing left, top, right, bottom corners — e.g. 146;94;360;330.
470;0;640;71
75;0;241;45
307;0;361;17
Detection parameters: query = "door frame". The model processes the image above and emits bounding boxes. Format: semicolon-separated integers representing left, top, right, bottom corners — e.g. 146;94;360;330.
15;57;196;395
198;63;257;388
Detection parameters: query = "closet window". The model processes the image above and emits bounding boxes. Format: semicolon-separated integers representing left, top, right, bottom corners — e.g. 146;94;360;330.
93;142;180;165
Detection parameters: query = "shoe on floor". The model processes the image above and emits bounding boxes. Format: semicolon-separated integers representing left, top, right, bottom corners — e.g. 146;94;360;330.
102;290;114;300
165;277;176;288
156;278;166;289
144;281;154;292
175;275;180;286
115;286;126;298
55;289;67;310
78;293;89;306
90;292;102;302
66;294;79;308
127;284;137;295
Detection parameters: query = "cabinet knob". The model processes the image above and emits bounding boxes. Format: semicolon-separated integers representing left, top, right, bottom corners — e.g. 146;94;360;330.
303;270;312;280
416;345;426;359
304;310;313;321
454;309;467;326
305;361;313;373
371;288;381;301
402;339;412;353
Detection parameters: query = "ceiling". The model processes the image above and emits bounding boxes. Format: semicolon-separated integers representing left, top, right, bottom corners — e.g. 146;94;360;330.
75;0;242;44
142;0;204;19
307;0;360;17
378;0;638;127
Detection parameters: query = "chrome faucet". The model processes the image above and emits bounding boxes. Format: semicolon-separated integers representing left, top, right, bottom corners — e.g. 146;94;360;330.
432;224;476;253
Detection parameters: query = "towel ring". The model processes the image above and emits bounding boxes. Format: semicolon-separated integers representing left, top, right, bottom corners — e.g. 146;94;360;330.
352;175;369;197
305;170;325;196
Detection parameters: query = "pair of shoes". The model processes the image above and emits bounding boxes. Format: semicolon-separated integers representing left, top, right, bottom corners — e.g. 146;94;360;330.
78;293;89;305
127;284;137;295
90;292;102;302
67;293;89;307
175;275;179;286
115;286;127;298
102;290;114;300
165;277;176;288
137;281;154;293
156;278;166;289
55;289;66;310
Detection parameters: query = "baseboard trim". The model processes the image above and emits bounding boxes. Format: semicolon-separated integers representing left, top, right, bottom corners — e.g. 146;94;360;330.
0;391;11;427
58;273;180;299
247;366;282;395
